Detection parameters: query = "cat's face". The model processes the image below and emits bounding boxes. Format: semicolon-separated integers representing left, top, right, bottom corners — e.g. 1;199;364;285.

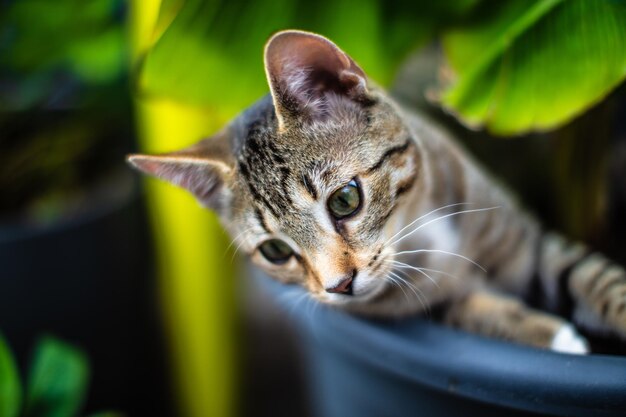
129;31;421;307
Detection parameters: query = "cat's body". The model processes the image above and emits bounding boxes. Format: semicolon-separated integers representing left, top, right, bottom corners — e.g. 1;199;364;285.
129;30;626;354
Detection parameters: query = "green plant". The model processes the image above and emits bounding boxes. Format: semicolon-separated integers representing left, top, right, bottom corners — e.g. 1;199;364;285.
441;0;626;135
133;0;626;136
0;0;132;224
0;0;126;110
0;334;121;417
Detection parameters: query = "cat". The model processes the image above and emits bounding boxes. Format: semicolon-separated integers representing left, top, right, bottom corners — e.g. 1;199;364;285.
128;30;626;354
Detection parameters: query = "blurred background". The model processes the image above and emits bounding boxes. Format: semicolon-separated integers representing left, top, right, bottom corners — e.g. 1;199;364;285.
0;0;625;416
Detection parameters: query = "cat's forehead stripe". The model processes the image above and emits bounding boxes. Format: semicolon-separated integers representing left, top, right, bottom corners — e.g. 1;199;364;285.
238;161;281;218
366;138;412;174
302;173;318;200
254;207;271;233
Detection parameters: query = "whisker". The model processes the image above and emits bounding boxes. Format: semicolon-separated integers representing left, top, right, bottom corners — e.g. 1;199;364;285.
393;248;486;272
393;267;413;282
385;274;411;304
303;295;316;325
281;291;309;318
393;267;428;292
225;226;256;258
230;236;254;263
387;260;461;282
406;265;439;288
383;202;473;247
391;206;500;247
391;262;440;289
389;271;429;314
224;226;254;264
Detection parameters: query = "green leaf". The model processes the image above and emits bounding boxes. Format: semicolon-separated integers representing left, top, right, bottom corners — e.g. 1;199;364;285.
25;338;89;417
1;0;126;84
135;0;464;115
441;0;626;135
0;335;21;417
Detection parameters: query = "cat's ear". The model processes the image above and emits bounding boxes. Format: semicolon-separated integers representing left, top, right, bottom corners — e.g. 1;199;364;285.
127;129;235;212
264;30;373;126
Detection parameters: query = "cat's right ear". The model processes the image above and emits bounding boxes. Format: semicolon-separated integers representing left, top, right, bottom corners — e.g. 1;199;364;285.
264;30;373;128
127;129;235;212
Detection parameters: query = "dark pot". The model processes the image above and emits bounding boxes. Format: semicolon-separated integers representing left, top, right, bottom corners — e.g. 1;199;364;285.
257;272;626;417
0;170;172;416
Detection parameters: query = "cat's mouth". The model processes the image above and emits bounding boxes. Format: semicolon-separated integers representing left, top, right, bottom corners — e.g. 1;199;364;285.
318;273;389;305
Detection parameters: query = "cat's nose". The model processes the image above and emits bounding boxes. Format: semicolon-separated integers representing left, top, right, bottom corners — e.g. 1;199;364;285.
325;270;356;295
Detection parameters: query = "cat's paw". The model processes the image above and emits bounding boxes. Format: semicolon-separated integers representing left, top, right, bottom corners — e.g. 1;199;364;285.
550;324;589;354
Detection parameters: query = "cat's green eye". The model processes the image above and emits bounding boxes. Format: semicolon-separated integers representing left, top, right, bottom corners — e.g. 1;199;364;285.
328;179;361;219
259;239;294;264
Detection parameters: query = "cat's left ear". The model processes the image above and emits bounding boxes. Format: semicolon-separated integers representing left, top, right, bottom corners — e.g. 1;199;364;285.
127;128;235;212
264;30;373;127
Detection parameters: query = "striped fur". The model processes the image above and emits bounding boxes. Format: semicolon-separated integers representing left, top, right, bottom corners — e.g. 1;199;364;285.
129;31;626;354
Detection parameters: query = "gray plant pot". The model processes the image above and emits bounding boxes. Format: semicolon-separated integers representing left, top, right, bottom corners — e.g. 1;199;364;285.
0;171;172;416
257;271;626;417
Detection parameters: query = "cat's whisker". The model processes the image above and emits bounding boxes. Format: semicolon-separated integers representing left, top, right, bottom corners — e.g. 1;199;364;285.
305;294;321;326
387;260;461;282
230;234;257;263
312;295;321;318
278;288;306;301
225;226;257;259
390;206;500;247
278;287;306;303
286;291;311;318
392;248;486;272
394;269;427;308
383;202;473;247
224;228;251;256
393;262;440;289
392;267;427;290
385;274;411;305
414;268;439;289
298;293;313;318
390;270;422;296
226;228;251;250
389;271;429;314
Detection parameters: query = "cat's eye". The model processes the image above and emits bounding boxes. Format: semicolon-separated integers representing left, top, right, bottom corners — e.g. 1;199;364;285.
259;239;294;264
328;179;361;219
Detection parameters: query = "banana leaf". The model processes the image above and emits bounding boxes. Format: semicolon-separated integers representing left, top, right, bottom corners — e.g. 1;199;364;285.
133;0;484;113
441;0;626;135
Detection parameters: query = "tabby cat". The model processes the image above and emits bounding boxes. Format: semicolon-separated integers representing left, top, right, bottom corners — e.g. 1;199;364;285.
128;30;626;354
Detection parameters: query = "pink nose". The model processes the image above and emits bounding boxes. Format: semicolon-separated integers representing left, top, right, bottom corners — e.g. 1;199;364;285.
325;271;355;295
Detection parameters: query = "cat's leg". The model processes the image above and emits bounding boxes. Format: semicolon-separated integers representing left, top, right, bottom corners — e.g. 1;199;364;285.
443;289;589;354
536;233;626;339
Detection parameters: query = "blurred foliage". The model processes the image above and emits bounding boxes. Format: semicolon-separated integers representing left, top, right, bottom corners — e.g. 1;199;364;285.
129;3;239;417
134;0;481;115
0;335;121;417
2;0;622;221
0;0;126;109
0;102;132;223
24;338;88;417
0;335;21;417
0;0;132;224
441;0;626;135
134;0;626;136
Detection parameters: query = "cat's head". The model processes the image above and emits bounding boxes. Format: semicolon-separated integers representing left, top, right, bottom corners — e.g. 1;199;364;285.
129;30;421;308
